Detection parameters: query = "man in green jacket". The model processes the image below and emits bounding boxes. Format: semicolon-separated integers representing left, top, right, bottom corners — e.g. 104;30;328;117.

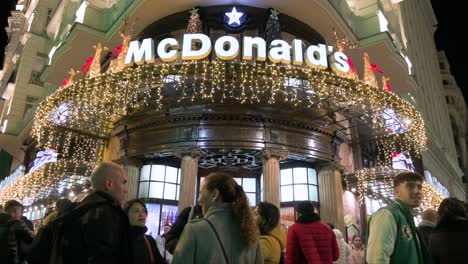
366;172;430;264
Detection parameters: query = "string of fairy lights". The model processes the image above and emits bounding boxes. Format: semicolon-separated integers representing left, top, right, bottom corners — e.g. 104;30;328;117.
0;12;432;206
344;167;447;211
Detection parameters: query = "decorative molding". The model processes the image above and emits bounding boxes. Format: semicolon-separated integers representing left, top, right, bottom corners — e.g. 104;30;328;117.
260;148;289;161
174;147;203;158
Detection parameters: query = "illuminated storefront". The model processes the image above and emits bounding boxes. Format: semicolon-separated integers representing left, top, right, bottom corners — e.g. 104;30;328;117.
0;4;430;235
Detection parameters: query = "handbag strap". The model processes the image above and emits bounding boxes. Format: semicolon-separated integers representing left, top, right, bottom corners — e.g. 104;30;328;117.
143;235;155;264
205;218;229;264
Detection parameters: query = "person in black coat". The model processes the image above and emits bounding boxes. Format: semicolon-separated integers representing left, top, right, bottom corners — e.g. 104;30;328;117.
0;200;35;264
429;197;468;264
123;199;165;264
165;205;203;254
417;209;437;247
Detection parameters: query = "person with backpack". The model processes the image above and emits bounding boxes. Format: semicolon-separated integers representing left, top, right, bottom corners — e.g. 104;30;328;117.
123;199;165;264
172;172;263;264
0;199;35;264
253;202;286;264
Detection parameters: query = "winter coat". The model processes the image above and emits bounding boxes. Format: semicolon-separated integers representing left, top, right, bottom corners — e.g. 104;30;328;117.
366;199;429;264
429;218;468;264
130;225;165;264
348;244;365;264
165;206;191;254
333;229;351;264
417;220;435;247
57;191;132;264
0;213;35;264
259;225;286;264
172;202;263;264
285;214;339;264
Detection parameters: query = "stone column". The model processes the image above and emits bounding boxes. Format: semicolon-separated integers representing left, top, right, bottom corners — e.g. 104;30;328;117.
319;164;345;233
261;149;288;208
124;161;141;201
177;147;202;210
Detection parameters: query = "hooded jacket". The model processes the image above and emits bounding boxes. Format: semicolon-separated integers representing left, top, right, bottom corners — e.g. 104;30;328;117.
333;229;351;264
259;225;286;264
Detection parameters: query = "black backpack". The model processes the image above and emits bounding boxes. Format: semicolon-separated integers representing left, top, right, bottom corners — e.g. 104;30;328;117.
28;201;106;264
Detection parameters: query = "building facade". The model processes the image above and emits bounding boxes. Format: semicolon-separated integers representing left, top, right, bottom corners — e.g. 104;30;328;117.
0;0;464;238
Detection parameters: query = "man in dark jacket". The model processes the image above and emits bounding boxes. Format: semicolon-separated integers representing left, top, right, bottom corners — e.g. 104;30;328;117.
0;200;35;264
417;209;437;247
53;161;132;264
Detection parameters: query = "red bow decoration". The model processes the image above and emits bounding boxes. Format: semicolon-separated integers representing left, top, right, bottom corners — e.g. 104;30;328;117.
60;78;69;88
347;57;357;74
111;45;123;57
386;83;392;92
392;152;400;158
370;63;384;74
81;56;94;75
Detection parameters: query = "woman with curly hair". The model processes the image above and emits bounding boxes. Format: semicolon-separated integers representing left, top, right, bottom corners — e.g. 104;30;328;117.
172;172;263;264
254;202;286;264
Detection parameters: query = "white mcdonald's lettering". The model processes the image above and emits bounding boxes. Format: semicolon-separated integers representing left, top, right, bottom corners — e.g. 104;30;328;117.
125;34;350;74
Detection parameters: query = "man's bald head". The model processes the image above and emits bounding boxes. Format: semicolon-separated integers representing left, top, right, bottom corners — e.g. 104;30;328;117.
91;162;128;203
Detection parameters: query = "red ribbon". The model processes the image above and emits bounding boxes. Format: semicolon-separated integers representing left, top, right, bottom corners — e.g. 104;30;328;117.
81;56;94;75
370;63;384;74
386;83;392;92
347;57;357;74
111;45;123;57
60;78;69;88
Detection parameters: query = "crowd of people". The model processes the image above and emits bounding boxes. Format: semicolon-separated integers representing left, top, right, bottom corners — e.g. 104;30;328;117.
0;162;467;264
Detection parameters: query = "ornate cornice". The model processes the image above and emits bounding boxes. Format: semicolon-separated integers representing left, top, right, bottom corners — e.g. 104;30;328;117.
173;147;204;158
260;148;289;161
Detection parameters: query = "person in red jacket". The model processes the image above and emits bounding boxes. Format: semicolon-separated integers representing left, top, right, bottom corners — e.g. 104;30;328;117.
286;201;339;264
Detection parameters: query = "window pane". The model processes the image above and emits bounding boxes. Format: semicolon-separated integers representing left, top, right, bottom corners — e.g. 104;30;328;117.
294;185;308;201
176;186;179;201
151;165;165;181
281;169;293;185
177;169;181;184
149;182;164;198
164;183;177;200
243;178;256;193
309;185;318;202
246;193;256;207
281;185;293;202
234;178;242;185
308;168;317;185
146;203;161;238
140;165;151;181
160;205;179;235
165;166;178;183
260;174;264;202
138;182;149;198
293;167;307;184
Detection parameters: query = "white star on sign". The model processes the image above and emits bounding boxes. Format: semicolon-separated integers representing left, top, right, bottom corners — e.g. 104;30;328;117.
225;7;244;26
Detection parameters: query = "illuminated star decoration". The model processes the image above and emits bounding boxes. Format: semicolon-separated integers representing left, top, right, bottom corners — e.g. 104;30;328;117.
225;7;244;27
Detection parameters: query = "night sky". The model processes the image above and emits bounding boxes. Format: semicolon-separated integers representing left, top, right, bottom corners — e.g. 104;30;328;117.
431;0;467;104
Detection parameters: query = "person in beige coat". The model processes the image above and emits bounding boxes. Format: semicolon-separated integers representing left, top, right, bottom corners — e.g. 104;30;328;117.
172;172;263;264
